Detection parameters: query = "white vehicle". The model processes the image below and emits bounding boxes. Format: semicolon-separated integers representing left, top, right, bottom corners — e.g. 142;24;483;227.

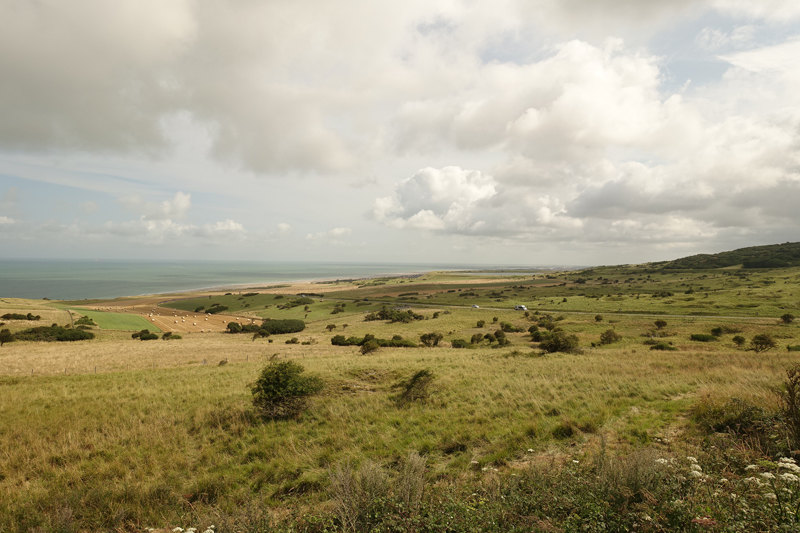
472;304;480;308
514;305;528;311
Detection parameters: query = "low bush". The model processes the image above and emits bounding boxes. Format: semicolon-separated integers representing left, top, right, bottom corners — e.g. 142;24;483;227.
259;319;306;335
450;339;469;348
0;329;13;347
330;334;415;348
419;332;443;347
539;331;579;353
251;361;324;419
599;329;622;345
1;313;41;321
364;307;424;323
788;345;800;352
14;325;94;342
751;333;777;353
392;369;435;406
649;342;677;351
690;333;716;342
74;316;96;326
132;329;158;341
360;340;380;355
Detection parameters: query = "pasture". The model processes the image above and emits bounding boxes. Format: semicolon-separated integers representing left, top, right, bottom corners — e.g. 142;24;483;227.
1;264;799;531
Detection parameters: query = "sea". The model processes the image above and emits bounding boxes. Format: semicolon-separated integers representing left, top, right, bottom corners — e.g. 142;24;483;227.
0;260;525;301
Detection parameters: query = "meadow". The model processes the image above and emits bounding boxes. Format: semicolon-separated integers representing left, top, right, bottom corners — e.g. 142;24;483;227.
0;263;799;531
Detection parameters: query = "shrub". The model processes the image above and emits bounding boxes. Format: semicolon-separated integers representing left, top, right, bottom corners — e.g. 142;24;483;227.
451;339;469;348
1;313;41;321
654;320;667;330
690;334;716;342
14;325;94;342
649;343;677;351
75;316;96;326
206;305;228;314
595;315;603;322
788;345;800;352
599;329;622;345
194;306;205;313
782;313;795;324
710;327;723;337
360;340;380;355
259;319;306;335
285;337;299;344
251;361;324;419
0;329;13;347
476;320;485;328
419;332;443;347
733;335;746;347
392;369;435;406
227;322;242;333
500;322;522;333
539;331;579;353
751;334;777;353
132;329;158;341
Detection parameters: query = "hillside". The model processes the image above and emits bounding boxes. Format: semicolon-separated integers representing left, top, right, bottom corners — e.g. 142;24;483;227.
655;241;800;269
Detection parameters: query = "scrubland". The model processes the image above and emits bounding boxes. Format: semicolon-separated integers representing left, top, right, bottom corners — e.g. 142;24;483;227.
1;265;799;532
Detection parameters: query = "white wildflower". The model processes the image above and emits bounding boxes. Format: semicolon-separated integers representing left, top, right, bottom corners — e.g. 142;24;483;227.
690;464;703;472
764;493;778;501
778;462;800;473
760;472;776;480
173;529;184;533
203;530;214;533
655;458;669;465
527;449;534;453
745;465;759;471
689;470;704;478
781;473;800;483
719;478;728;483
572;460;579;464
687;456;698;463
779;457;797;464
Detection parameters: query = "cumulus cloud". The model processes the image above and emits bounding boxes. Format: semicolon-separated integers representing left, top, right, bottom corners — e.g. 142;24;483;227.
277;223;292;234
119;191;191;220
0;216;14;225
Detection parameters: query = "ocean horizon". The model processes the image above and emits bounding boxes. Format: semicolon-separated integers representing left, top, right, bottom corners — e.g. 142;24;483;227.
0;259;538;301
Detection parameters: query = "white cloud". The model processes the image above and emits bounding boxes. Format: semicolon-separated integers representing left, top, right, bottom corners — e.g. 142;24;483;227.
277;223;292;234
0;216;14;225
306;227;353;242
119;191;191;220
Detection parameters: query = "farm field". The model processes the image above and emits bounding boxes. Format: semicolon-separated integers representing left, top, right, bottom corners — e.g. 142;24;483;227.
1;258;800;531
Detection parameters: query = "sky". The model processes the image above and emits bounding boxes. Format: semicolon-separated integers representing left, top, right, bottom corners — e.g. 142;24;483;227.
1;0;799;266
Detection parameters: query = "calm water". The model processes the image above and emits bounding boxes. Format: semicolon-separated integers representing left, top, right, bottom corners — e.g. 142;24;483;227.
0;260;488;300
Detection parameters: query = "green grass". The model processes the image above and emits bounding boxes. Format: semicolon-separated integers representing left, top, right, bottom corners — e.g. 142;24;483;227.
68;309;160;332
3;264;800;531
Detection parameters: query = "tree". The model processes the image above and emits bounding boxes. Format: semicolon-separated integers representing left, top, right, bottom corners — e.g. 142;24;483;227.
595;315;603;322
0;329;13;347
654;320;667;330
326;324;337;332
251;361;324;419
782;313;795;325
732;335;746;347
599;329;622;345
476;320;485;328
751;334;777;353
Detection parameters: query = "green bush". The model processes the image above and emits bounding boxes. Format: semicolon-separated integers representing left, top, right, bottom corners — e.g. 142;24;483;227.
14;325;94;342
782;313;795;324
0;329;13;347
392;369;435;406
788;345;800;352
360;340;380;355
75;316;96;326
476;320;485;328
259;319;305;335
539;331;579;353
330;334;415;348
132;329;158;341
365;307;424;323
654;319;667;329
690;334;716;342
251;361;324;419
419;332;443;347
599;329;622;345
733;335;746;347
751;333;777;353
450;339;469;348
1;313;41;321
285;337;299;344
649;343;677;351
595;315;603;322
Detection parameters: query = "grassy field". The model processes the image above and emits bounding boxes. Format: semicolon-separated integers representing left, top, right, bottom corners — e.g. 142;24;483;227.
1;264;800;531
66;308;161;332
